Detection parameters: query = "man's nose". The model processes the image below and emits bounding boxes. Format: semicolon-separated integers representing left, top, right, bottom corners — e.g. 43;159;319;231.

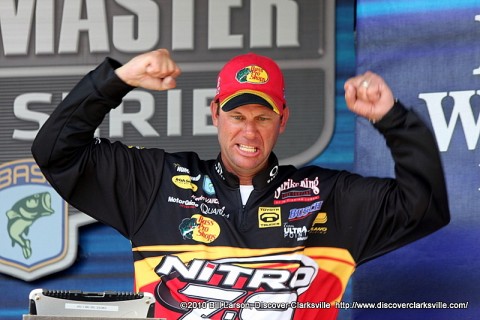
242;120;258;137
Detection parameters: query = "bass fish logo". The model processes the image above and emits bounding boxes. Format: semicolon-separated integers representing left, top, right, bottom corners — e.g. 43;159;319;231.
179;218;198;240
0;159;69;281
6;192;54;259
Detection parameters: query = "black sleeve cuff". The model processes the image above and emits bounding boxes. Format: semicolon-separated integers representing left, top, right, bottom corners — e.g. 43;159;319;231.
373;100;409;132
88;57;136;108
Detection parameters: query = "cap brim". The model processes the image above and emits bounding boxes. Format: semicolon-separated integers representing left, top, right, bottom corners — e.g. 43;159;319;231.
220;91;282;114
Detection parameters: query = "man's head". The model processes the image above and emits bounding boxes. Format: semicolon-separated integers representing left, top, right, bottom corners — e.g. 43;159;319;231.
211;53;289;184
214;53;287;115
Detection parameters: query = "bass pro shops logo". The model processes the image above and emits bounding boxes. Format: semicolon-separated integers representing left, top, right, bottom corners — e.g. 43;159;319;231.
0;159;72;281
236;65;269;84
179;214;220;244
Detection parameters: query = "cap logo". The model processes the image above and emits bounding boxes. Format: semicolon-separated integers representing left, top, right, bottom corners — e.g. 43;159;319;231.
236;65;269;84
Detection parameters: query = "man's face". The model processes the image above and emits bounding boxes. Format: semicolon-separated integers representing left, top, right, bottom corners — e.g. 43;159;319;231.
211;102;289;184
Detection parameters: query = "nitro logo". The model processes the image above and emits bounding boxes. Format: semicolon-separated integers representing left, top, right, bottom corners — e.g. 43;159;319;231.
154;255;318;318
156;256;315;291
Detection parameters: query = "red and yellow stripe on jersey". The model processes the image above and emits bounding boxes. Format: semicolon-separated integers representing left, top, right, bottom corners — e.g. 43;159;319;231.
133;245;355;320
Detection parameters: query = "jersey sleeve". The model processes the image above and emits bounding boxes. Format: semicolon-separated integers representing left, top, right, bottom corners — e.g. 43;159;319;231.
31;58;165;238
332;102;450;265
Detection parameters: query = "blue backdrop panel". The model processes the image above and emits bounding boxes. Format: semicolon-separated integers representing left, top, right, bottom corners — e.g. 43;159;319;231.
354;1;479;319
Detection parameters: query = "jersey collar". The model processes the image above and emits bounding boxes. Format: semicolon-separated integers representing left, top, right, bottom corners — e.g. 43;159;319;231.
214;153;280;189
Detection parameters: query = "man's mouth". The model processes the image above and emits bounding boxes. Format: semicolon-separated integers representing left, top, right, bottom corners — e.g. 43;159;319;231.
238;144;258;153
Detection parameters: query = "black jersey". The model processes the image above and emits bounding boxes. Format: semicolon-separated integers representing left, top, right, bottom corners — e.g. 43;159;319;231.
31;58;450;320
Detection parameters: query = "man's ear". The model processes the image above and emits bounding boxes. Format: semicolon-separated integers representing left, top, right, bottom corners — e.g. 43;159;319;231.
279;106;289;134
210;100;220;127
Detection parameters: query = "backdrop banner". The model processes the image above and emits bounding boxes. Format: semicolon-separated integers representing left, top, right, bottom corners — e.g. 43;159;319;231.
0;0;336;281
354;1;479;319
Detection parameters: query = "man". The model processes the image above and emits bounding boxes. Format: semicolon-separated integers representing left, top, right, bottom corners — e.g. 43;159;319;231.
31;49;450;320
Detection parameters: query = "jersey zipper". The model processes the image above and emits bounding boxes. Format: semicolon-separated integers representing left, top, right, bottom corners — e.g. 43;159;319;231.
238;189;255;232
